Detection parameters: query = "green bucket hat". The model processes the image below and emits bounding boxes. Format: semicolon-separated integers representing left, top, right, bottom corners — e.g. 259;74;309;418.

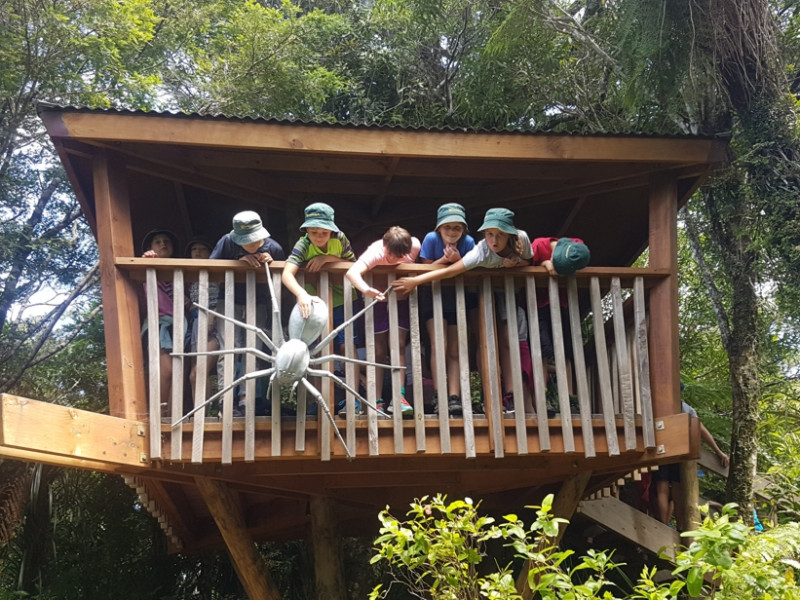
230;211;270;246
435;203;468;230
478;208;518;236
300;202;338;232
552;238;591;275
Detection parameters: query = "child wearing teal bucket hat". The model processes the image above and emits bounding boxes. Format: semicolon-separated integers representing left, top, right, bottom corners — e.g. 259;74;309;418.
393;208;534;417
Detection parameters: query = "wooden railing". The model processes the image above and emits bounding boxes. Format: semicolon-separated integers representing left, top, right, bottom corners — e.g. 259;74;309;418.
118;260;666;464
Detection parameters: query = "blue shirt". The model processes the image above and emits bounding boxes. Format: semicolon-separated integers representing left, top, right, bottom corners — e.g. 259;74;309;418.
420;231;475;262
210;234;285;304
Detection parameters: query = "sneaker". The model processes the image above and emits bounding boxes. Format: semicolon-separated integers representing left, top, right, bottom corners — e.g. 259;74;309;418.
337;398;362;418
388;397;414;417
448;395;462;416
502;392;515;416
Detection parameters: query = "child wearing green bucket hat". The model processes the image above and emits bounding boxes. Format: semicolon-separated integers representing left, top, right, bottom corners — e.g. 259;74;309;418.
282;203;362;415
419;203;476;416
393;208;534;417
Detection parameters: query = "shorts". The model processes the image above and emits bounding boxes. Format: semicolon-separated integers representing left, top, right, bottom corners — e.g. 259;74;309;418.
652;463;680;483
332;302;362;348
419;286;478;325
373;299;409;334
141;315;177;351
188;310;222;352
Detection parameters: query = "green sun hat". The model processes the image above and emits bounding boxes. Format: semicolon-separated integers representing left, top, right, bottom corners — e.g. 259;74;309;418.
552;238;591;275
477;208;518;235
230;211;270;246
300;202;338;232
435;203;468;230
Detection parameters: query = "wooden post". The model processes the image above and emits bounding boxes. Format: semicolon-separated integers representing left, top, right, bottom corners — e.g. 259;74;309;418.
648;174;680;418
93;149;146;420
516;471;592;599
310;497;346;600
195;477;281;600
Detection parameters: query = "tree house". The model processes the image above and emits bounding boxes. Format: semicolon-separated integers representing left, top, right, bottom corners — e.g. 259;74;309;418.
0;104;727;597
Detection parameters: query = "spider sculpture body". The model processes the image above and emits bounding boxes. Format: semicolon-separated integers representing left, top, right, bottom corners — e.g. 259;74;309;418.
173;264;403;459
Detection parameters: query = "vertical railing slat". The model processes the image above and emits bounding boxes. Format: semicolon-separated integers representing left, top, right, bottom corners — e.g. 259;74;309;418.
318;272;331;461
590;277;620;457
504;275;527;454
567;277;594;458
221;271;234;465
455;279;476;459
480;278;504;458
146;268;162;460
408;286;426;452
342;276;357;456
171;270;185;456
525;276;550;451
295;272;308;453
634;277;655;448
548;278;575;453
611;277;637;451
188;270;210;461
387;274;404;454
244;271;256;462
365;273;379;456
432;281;451;453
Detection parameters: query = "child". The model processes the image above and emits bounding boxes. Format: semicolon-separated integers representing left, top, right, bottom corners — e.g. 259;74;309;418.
210;211;285;415
346;226;420;416
530;237;590;391
140;229;185;416
392;208;533;416
419;203;476;416
281;203;360;414
184;237;221;404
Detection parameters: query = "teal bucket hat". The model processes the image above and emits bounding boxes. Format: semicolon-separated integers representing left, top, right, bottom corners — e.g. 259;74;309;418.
230;211;270;246
478;208;518;236
552;238;591;275
300;202;338;232
435;203;468;230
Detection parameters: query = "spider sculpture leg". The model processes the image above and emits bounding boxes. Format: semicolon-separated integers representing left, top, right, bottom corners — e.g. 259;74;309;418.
192;302;279;353
306;367;390;418
173;346;273;362
172;367;275;426
312;286;393;351
300;378;353;460
310;353;406;371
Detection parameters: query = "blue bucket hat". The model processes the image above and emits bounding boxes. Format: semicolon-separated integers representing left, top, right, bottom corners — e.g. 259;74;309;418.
552;238;590;275
478;208;518;236
230;211;270;246
435;203;468;230
300;202;338;232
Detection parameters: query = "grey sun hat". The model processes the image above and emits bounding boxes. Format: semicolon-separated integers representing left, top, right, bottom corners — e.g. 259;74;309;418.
300;202;338;232
552;238;591;275
477;208;518;236
230;211;270;246
184;236;214;257
435;203;468;230
141;229;179;256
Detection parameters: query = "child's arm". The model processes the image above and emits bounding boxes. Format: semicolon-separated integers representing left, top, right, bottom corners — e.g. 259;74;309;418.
282;263;316;318
391;259;468;295
346;261;386;301
305;254;340;273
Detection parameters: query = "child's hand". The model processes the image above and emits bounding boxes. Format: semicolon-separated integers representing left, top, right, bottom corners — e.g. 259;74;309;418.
305;255;333;273
142;250;158;258
541;259;557;276
259;252;274;264
443;244;461;263
364;287;385;302
391;278;416;296
239;254;262;268
502;255;523;268
297;292;315;318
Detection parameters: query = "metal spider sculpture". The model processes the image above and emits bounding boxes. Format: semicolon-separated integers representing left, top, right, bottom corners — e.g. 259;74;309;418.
172;263;404;458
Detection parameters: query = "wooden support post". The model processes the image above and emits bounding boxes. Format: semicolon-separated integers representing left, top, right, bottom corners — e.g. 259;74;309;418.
648;174;680;418
310;497;346;600
195;477;281;600
515;471;592;599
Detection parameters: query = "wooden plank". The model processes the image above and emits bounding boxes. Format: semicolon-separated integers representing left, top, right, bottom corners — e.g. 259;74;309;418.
53;111;727;163
455;279;476;459
146;268;162;460
387;274;404;454
431;281;451;453
548;277;575;452
171;270;185;447
1;394;146;467
611;278;637;451
408;287;426;452
364;273;380;456
504;275;528;454
480;278;504;458
318;272;331;461
525;277;550;450
633;277;656;448
245;271;257;462
194;477;281;600
221;272;234;465
92;150;145;420
648;174;680;418
567;278;594;458
343;276;357;456
294;271;308;453
578;496;681;561
309;497;346;599
589;278;620;457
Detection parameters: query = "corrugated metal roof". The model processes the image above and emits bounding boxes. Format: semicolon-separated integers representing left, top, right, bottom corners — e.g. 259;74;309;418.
36;101;725;140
